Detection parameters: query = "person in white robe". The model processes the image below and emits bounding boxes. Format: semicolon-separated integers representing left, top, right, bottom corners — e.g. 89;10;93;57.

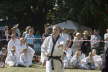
71;32;82;55
6;34;21;64
5;46;18;67
64;48;72;61
91;49;102;69
70;49;85;68
81;52;96;70
18;38;35;67
63;52;73;69
41;25;66;72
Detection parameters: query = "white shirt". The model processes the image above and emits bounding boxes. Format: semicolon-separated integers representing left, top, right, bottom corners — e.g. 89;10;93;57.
19;46;35;67
41;35;66;57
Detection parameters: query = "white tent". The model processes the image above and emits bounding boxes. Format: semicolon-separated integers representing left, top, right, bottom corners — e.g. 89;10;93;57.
48;20;91;31
57;20;79;30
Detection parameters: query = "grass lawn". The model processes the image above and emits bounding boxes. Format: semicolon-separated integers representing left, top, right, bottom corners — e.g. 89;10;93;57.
0;64;101;72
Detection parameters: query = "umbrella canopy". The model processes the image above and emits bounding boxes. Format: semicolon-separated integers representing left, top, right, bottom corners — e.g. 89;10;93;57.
57;20;78;30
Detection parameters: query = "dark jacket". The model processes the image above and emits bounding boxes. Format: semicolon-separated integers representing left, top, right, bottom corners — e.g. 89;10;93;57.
102;48;108;72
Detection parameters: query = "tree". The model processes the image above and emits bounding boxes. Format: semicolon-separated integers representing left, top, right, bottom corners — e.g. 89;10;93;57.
47;0;108;33
0;0;108;34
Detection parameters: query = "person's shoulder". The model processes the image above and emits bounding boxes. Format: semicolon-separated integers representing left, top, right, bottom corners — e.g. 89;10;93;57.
43;35;52;41
46;35;52;40
104;33;108;36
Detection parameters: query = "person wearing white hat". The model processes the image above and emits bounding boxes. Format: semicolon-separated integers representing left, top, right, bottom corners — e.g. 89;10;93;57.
71;32;83;56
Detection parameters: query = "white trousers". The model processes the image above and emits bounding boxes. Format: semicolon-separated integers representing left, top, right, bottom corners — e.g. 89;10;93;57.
46;59;64;72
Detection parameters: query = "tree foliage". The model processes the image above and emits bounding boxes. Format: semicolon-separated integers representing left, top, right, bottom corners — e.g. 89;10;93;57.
0;0;107;33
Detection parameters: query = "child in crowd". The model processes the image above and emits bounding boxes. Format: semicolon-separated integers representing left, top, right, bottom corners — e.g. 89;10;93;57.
70;49;85;68
0;47;7;67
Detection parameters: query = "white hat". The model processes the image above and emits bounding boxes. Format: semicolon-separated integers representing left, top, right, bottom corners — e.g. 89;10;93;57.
75;32;81;36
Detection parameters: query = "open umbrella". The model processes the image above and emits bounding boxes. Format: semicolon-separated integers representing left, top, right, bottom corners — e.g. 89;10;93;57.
57;20;78;30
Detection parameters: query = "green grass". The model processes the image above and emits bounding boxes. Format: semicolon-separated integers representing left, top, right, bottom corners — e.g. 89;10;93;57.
0;64;101;72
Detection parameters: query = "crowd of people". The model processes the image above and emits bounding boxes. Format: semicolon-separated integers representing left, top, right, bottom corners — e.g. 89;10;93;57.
41;25;108;72
0;24;36;67
0;24;108;72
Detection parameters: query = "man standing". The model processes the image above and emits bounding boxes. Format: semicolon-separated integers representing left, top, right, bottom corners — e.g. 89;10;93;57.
90;30;101;54
41;25;66;72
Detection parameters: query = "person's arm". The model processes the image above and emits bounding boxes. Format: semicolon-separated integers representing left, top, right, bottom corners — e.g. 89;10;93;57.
41;37;49;56
70;55;77;63
28;46;35;56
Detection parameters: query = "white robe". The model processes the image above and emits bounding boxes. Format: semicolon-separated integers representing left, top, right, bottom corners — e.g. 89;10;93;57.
70;54;85;68
63;56;69;68
41;37;49;64
93;55;102;69
41;35;66;72
5;52;18;67
7;39;21;62
64;48;72;60
19;46;35;67
81;55;102;70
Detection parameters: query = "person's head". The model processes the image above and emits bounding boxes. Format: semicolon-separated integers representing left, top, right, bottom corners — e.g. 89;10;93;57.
93;29;99;35
92;49;96;56
2;47;7;54
83;30;89;36
75;32;81;39
20;37;26;44
11;28;16;34
29;29;34;35
88;52;93;57
52;25;61;36
25;26;31;33
11;34;16;40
